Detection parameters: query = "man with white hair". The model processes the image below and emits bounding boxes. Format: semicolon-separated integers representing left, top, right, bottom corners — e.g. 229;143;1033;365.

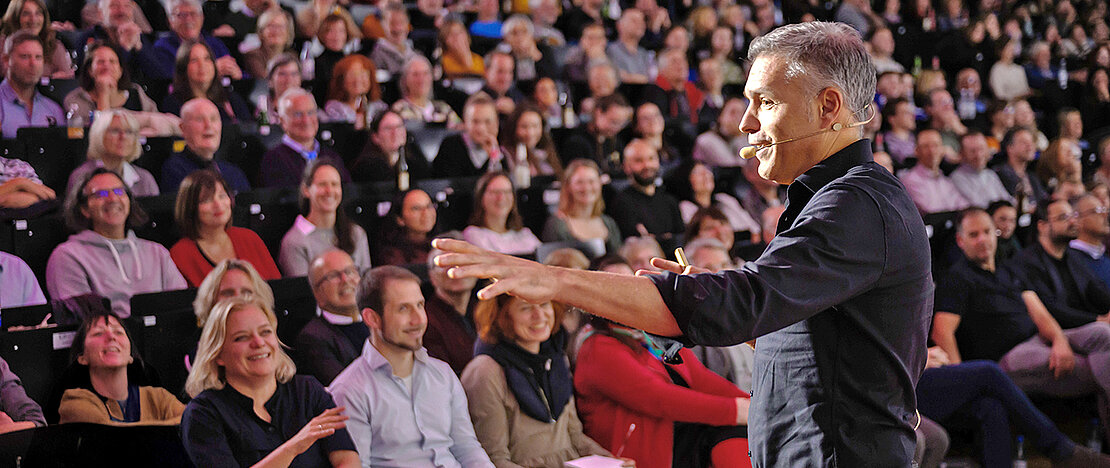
75;0;152;70
161;98;251;193
435;22;932;466
147;0;242;80
259;88;350;187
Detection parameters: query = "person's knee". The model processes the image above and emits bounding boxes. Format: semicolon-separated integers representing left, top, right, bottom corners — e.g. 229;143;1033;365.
965;360;1011;388
971;397;1009;427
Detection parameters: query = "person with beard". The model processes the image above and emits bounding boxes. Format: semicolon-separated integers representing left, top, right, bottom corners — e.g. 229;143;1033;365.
1008;199;1110;329
608;139;685;251
932;207;1110;452
293;250;366;386
328;266;493;467
1069;195;1110;290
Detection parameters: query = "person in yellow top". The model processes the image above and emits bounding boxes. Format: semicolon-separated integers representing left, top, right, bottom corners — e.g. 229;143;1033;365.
439;19;485;79
58;312;185;425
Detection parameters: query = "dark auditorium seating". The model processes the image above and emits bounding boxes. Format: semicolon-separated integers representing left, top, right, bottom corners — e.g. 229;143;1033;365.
129;288;198;397
134;193;181;249
318;122;369;168
410;125;456;162
0;324;80;411
271;277;317;346
0;423;193;468
37;79;80;109
13;127;89;196
133;136;182;184
224;122;284;188
2;214;69;295
234;187;301;261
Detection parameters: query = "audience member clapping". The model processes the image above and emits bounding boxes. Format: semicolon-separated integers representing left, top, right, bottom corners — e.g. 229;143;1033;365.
182;298;359;467
67;110;159;196
542;159;621;256
58;311;185;425
279;160;371;277
48;168;186;317
170;170;280;286
0;0;73;79
462;295;619;466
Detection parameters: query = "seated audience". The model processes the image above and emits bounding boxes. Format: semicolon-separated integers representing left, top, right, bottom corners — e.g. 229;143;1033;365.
609;140;685;248
47;168;186;317
0;356;44;431
240;8;294;79
683;238;754;393
531;77;576;129
193;259;275;330
1036;138;1084;192
672;160;760;241
654;48;702;126
992;127;1048;213
989;36;1030;102
632;102;682;167
692;97;748;168
949;131;1014;209
469;0;503;39
390;55;462;128
260;88;350;188
73;0;155;80
0;31;64;137
350;110;430;183
0;154;55;209
279;160;370;277
542;159;622;256
480;51;522;117
560;93;631;177
170;170;280;286
322;54;386;129
161;40;250;122
370;4;417;76
148;0;241;81
932;208;1110;446
161;98;251;193
574;274;750;468
296;0;359;41
294;250;366;385
684;206;738;258
736;157;786;224
879;97;917;166
899;129;971;215
0;0;73;79
461;295;615;466
328;266;494;467
423;236;480;375
501;105;563;178
64;41;158;122
561;23;608;84
989;200;1021;264
607;8;654;84
68;109;159;197
256;53;302;118
374;189;436;266
1010;199;1110;329
434;94;504;178
463;171;541;256
1012;99;1049;151
439;19;484;79
182;298;359;467
919;346;1110;467
497;15;557;83
1070;194;1110;290
308;13;365;106
0;251;46;307
58;311;185;425
618;235;664;273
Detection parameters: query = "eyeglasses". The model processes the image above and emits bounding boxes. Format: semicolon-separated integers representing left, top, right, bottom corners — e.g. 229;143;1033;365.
315;266;359;287
1050;212;1080;222
106;127;137;137
87;187;126;199
1079;206;1110;217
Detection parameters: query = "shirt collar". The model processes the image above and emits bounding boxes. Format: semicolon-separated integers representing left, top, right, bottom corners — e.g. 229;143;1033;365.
281;134;320;159
320;307;362;325
0;80;27;108
292;215;316;235
360;339;430;373
1070;239;1105;259
793;139;873;196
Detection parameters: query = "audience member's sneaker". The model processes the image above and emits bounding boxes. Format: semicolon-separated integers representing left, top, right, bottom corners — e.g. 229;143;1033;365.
1055;445;1110;468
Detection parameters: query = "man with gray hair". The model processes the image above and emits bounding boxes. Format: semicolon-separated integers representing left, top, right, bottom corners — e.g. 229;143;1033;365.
434;22;932;466
147;0;243;80
260;88;350;187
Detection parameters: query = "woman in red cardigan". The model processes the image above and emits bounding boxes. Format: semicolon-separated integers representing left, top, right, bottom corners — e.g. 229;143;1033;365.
573;257;751;468
170;170;281;286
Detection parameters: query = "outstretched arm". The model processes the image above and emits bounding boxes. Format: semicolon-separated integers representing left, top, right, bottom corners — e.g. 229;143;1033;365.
433;239;682;336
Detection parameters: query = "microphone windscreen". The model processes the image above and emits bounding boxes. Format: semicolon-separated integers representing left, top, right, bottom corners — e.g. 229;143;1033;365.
740;146;758;160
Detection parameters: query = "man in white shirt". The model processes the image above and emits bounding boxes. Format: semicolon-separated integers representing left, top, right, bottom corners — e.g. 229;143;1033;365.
328;266;493;468
949;131;1014;208
900;129;971;214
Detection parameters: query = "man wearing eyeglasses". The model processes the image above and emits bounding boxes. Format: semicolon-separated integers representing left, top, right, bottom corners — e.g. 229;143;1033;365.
45;169;187;318
1069;194;1110;296
293;249;366;386
145;0;242;81
1010;198;1110;328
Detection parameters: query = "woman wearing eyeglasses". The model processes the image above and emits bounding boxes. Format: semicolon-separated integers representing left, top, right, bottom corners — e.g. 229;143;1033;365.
46;168;187;318
170;170;281;287
66;110;160;197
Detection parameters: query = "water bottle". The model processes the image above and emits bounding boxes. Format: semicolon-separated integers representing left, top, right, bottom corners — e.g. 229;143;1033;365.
512;143;531;189
66;104;85;128
1058;58;1068;89
1088;418;1104;453
300;42;316;81
958;89;977;120
397;145;410;192
1013;435;1027;468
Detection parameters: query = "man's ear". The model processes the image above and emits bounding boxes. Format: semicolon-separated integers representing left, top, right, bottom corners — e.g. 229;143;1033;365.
817;87;845;129
362;307;380;330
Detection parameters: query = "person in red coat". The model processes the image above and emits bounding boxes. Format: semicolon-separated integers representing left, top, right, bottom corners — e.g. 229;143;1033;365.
574;317;752;468
170;170;281;286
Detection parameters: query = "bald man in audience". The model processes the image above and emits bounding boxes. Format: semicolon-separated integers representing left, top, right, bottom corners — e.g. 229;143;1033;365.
293;249;367;385
161;98;250;193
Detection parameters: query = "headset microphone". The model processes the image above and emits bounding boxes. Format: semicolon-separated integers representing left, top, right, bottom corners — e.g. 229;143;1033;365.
739;110;876;160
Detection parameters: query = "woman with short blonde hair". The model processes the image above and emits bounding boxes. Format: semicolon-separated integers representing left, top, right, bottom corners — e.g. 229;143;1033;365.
192;259;275;328
66;110;159;197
